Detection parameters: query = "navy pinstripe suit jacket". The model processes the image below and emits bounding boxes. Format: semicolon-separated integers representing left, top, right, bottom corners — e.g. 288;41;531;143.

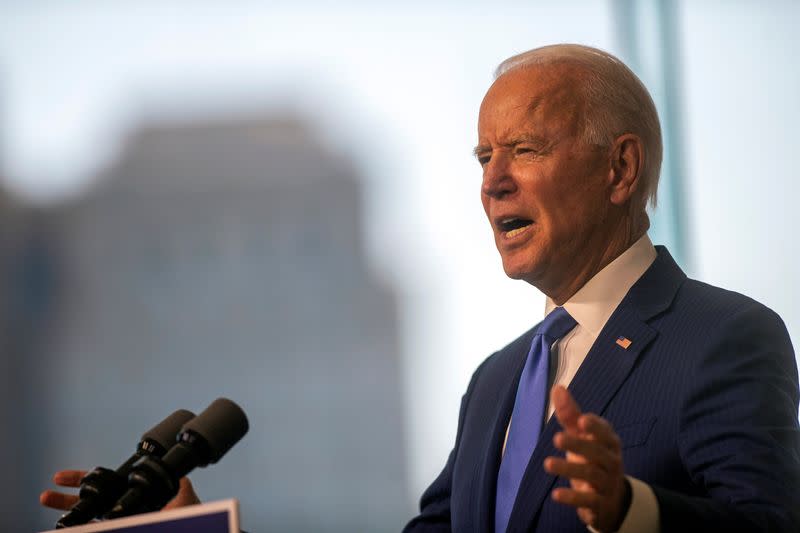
404;247;800;532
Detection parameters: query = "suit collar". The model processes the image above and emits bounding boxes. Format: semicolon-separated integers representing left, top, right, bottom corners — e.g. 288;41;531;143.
546;234;657;338
624;245;687;321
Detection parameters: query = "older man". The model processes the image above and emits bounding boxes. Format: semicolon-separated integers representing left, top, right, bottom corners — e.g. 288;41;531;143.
404;44;800;532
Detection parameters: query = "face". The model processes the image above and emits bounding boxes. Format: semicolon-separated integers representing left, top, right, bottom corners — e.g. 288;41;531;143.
476;65;615;296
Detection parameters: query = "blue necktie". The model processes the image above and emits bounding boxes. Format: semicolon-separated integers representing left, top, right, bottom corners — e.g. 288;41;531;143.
494;306;577;533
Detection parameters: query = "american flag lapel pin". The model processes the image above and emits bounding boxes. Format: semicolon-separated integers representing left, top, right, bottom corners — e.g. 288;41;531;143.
616;336;632;349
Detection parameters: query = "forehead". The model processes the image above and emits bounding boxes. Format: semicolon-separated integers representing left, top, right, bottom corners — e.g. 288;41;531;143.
478;64;585;140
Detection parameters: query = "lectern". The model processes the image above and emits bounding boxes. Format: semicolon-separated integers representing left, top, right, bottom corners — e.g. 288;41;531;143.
41;499;239;533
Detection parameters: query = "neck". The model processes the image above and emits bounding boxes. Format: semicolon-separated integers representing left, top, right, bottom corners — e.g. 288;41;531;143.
546;218;646;306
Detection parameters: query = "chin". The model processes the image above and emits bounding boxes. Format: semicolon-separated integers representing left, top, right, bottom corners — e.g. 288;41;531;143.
503;269;526;281
499;248;550;287
501;258;537;283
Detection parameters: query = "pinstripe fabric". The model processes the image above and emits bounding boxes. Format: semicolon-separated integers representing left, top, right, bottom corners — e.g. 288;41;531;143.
404;247;800;533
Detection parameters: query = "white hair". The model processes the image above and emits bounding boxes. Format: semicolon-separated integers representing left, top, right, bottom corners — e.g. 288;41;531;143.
495;44;663;209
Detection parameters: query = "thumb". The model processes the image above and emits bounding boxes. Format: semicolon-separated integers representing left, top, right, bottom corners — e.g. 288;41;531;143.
163;477;201;510
551;385;582;434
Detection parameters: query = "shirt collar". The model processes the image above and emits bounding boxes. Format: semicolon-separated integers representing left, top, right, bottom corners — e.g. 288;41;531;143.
545;234;657;338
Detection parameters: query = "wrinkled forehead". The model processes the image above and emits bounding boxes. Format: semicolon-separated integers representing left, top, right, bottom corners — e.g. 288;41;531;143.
478;64;586;139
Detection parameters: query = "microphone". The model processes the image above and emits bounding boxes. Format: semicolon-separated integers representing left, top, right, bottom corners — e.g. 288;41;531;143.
55;409;195;529
105;398;249;519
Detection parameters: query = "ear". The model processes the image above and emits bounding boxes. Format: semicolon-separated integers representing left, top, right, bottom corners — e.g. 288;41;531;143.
607;133;644;206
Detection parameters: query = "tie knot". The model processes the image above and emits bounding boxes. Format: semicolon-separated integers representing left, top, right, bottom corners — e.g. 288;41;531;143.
539;306;577;341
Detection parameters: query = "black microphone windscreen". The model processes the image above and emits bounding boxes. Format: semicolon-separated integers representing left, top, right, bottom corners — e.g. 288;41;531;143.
181;398;249;463
141;409;196;449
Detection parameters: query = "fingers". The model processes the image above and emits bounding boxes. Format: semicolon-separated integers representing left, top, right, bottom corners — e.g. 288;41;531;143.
550;388;619;449
53;470;88;488
544;456;618;493
544;406;629;532
39;490;79;511
551;486;600;508
40;470;87;510
578;414;621;450
551;385;582;433
41;472;201;513
554;423;620;458
547;417;623;485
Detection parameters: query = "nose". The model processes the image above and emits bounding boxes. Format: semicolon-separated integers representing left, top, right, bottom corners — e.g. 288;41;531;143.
481;151;516;199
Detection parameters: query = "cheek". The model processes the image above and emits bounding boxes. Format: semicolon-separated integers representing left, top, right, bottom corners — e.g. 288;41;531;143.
536;191;592;239
555;193;609;239
550;168;607;222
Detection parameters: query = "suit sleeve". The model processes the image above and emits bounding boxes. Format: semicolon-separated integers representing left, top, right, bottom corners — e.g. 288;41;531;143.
652;301;800;532
403;358;489;532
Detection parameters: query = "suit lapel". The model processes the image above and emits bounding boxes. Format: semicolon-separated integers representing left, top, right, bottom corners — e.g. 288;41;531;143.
505;246;686;532
506;305;657;531
567;306;657;417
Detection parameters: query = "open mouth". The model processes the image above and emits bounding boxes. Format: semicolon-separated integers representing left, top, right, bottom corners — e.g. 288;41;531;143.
498;217;533;237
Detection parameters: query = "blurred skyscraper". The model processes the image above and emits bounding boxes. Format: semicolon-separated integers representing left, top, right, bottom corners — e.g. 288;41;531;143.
0;189;60;532
0;188;29;532
17;114;408;531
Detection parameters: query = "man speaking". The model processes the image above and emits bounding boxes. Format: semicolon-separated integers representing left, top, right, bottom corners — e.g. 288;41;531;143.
404;44;800;532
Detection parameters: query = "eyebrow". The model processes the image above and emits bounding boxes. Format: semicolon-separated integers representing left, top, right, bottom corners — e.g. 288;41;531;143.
472;144;489;157
472;133;548;158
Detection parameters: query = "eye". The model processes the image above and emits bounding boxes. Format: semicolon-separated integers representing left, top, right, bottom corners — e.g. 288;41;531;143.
514;146;538;157
474;150;491;167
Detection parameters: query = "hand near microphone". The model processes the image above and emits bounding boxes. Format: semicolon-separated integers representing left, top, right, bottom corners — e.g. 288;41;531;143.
39;398;248;527
40;471;201;511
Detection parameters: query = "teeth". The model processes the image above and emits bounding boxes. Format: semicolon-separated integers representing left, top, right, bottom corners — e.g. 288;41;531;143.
506;226;530;238
501;218;518;225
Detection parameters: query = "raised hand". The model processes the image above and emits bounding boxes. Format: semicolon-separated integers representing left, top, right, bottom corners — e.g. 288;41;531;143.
544;386;631;532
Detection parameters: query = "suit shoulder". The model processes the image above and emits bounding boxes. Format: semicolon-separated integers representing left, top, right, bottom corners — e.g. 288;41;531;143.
676;277;786;327
667;278;794;363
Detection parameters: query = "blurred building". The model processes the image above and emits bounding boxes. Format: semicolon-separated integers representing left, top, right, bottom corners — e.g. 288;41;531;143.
1;74;61;526
27;114;408;531
0;188;61;532
0;188;28;532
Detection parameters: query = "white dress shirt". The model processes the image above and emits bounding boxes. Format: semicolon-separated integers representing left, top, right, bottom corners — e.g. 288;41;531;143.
545;234;660;532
